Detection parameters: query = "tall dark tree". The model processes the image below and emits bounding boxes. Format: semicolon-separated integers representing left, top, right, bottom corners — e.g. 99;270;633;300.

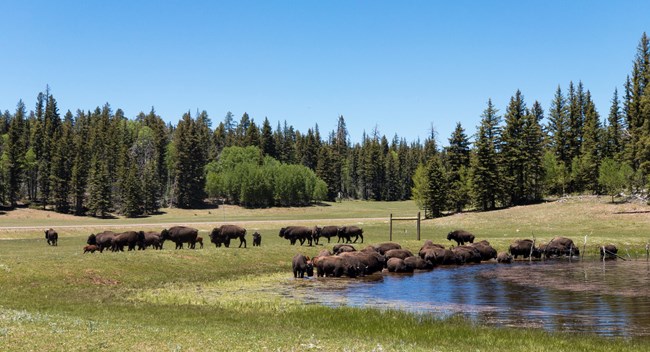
37;94;61;207
445;122;471;212
548;86;570;166
172;112;207;208
522;101;546;201
500;90;528;206
70;110;90;215
424;155;447;218
576;91;602;192
472;99;501;210
604;88;624;161
50;111;74;213
5;101;27;207
260;117;276;158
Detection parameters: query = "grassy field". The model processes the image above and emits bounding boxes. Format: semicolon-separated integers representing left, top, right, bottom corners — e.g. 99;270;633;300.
1;197;650;351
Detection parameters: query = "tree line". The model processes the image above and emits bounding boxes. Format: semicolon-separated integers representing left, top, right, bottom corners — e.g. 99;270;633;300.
0;33;648;217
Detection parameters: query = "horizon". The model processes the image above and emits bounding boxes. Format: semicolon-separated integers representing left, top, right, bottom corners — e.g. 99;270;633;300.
1;1;649;145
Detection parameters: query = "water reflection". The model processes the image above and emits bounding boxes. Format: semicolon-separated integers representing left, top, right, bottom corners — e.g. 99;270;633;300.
294;260;650;337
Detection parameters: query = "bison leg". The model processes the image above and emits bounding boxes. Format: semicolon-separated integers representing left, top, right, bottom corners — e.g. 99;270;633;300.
239;237;246;248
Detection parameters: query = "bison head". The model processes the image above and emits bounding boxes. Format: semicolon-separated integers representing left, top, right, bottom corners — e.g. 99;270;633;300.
87;234;97;245
160;229;170;240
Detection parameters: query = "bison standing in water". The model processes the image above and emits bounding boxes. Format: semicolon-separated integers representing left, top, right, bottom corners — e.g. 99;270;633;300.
210;225;247;248
292;254;313;278
544;237;580;258
161;226;198;249
509;239;542;259
600;244;618;260
45;229;58;246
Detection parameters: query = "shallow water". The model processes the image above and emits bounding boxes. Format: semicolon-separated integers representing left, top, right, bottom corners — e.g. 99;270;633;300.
292;259;650;338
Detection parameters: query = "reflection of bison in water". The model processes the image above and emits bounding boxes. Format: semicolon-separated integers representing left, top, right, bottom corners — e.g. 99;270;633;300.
543;237;580;258
210;225;247;248
161;226;198;249
509;239;542;259
45;229;58;246
600;244;618;260
447;230;475;246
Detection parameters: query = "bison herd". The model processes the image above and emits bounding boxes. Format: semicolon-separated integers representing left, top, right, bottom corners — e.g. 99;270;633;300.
293;231;620;278
279;225;363;246
78;225;260;253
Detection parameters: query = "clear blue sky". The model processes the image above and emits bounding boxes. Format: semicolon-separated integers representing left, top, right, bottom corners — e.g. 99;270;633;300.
1;1;648;146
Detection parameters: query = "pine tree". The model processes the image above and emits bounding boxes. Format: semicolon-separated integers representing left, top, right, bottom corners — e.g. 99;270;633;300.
172;112;207;208
122;161;143;217
70;110;90;215
548;86;570;166
522;101;546;201
260;117;276;158
5;101;27;207
383;150;400;201
500;91;527;205
577;91;602;192
445;122;471;212
472;99;501;210
37;94;61;207
424;155;447;218
50;111;74;213
604;88;624;161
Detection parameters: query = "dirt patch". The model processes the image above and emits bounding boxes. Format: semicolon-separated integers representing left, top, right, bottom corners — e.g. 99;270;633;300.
83;269;121;286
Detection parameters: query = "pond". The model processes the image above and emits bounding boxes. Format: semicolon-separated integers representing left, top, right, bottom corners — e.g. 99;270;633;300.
291;259;650;338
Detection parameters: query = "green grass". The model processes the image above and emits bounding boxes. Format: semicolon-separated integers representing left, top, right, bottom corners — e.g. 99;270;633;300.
1;197;650;351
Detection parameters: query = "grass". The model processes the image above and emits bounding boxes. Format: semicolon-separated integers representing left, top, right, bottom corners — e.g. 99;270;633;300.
1;196;650;351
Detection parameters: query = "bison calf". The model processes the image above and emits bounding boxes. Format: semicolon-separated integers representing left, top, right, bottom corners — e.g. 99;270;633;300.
83;245;99;254
252;232;261;246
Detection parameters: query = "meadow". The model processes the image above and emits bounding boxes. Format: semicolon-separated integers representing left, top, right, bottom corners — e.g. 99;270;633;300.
1;197;650;351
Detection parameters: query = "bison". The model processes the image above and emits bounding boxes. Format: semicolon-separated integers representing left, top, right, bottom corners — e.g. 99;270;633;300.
83;244;99;254
161;226;198;249
497;252;513;264
111;231;145;252
372;242;402;255
315;255;358;278
87;231;117;253
139;231;164;250
544;237;580;258
319;226;340;243
508;239;542;259
338;226;363;243
447;230;475;246
210;225;247;248
600;244;618;260
45;229;58;246
252;232;262;247
280;226;318;246
292;254;314;278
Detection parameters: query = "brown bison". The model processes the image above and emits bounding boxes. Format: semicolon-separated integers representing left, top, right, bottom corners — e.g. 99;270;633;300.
319;226;340;243
210;225;247;248
544;237;580;258
332;244;356;255
508;239;542;259
384;249;415;261
83;244;99;253
338;226;363;243
386;257;413;273
87;231;117;253
111;231;145;252
252;232;262;246
447;230;475;246
421;246;459;265
452;246;482;264
600;244;618;260
404;256;433;270
315;255;358;278
138;231;164;250
469;241;497;261
161;226;198;249
45;229;58;246
497;252;513;263
189;236;204;249
292;254;314;278
372;242;402;255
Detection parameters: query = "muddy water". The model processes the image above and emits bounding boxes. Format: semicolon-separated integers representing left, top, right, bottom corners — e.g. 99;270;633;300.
295;260;650;337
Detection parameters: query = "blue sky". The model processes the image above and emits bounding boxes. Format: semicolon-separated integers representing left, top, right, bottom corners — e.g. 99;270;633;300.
1;1;648;145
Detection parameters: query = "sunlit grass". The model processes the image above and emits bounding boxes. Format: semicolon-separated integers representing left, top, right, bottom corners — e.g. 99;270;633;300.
1;197;650;350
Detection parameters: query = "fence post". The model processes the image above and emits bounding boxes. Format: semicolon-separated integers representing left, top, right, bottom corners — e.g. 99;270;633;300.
416;212;421;241
389;213;393;241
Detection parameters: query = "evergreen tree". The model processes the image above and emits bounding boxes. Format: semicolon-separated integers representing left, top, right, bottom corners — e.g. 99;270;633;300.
50;111;74;213
548;86;570;166
472;99;501;210
500;91;527;205
522;101;546;201
5;101;27;207
172;112;207;208
424;155;447;218
604;88;624;161
37;94;61;207
383;150;400;201
260;117;276;158
122;161;143;217
576;91;602;192
70;110;90;215
445;122;471;212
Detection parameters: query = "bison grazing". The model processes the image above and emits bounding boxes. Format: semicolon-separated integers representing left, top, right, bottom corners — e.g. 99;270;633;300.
292;254;314;278
447;230;475;246
161;226;198;249
252;232;262;246
315;256;358;278
386;257;413;273
210;225;247;248
509;239;542;259
497;252;513;264
544;237;580;258
469;241;497;261
45;229;58;246
83;245;99;254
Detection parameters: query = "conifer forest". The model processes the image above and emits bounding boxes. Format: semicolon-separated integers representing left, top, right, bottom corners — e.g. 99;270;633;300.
1;34;649;218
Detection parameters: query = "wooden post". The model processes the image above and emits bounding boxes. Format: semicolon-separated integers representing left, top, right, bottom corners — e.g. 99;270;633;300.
582;235;588;261
389;213;393;241
416;212;421;241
